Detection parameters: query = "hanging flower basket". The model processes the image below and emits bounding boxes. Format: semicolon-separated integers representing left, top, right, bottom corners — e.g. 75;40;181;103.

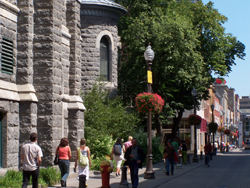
135;92;164;114
224;129;231;135
217;126;225;133
188;114;202;125
208;122;218;133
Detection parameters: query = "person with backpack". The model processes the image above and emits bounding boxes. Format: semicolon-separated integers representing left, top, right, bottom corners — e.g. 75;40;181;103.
55;138;72;187
110;138;125;177
75;138;92;187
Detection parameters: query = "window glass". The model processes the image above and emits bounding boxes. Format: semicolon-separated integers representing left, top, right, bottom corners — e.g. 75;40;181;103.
100;37;109;81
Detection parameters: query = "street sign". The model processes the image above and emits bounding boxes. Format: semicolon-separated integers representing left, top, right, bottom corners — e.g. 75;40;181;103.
147;71;152;84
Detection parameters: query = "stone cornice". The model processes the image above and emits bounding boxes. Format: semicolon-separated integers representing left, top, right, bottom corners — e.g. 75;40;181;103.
0;0;20;14
68;95;86;111
0;80;38;102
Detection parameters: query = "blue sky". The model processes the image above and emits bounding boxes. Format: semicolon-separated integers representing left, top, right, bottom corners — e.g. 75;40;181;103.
202;0;249;97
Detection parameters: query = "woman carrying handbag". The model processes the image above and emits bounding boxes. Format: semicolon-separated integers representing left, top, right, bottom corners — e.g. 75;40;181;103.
55;138;72;187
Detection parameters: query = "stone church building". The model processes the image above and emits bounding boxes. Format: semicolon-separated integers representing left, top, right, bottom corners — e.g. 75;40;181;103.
0;0;126;168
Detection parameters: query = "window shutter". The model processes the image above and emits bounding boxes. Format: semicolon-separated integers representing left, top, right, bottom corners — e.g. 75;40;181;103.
1;37;14;75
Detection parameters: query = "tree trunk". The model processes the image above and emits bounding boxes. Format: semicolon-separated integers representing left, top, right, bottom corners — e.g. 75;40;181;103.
171;109;184;138
154;114;163;144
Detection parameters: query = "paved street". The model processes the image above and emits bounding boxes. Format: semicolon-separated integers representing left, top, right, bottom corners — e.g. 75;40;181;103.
51;148;250;188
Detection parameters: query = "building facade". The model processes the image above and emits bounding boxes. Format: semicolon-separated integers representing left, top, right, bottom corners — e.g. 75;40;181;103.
0;0;125;168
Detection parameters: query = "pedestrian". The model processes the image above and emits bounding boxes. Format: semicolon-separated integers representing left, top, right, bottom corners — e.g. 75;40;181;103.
124;138;145;188
204;142;212;167
226;141;230;152
214;141;218;155
111;138;125;177
171;138;179;163
164;139;175;176
124;136;133;174
75;138;92;187
21;132;43;188
124;136;133;150
55;138;72;187
181;140;187;164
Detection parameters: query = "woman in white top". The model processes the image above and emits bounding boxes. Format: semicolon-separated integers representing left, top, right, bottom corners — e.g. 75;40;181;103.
110;138;125;177
75;138;91;186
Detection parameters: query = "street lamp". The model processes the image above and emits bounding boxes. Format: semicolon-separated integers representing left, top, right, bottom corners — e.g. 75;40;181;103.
144;45;155;179
211;103;215;154
191;87;198;162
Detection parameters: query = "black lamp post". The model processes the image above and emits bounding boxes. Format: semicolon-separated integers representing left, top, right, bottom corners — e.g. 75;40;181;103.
144;45;155;179
211;103;215;154
191;87;199;162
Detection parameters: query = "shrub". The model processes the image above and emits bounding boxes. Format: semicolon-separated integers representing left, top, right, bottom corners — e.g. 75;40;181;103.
0;167;60;188
0;170;22;188
82;82;140;170
39;166;61;186
133;129;162;165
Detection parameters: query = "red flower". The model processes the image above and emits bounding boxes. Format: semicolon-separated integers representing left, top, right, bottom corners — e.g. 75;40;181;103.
188;114;202;125
135;92;165;114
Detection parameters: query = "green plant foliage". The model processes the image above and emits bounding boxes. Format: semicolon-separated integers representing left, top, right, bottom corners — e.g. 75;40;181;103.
82;82;140;170
0;170;23;188
133;129;162;165
117;0;245;138
39;166;61;187
0;167;60;188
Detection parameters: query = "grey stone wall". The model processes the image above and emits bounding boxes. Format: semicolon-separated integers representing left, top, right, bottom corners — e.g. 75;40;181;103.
67;0;82;96
0;1;19;168
33;0;64;166
0;100;19;168
17;0;38;166
0;13;17;83
80;15;119;93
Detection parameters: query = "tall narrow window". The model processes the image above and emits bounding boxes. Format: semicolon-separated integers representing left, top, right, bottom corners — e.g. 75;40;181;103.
1;37;14;75
100;37;109;81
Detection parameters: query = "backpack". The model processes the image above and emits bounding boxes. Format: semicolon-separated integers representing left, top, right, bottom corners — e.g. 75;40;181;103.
114;145;122;155
78;148;88;167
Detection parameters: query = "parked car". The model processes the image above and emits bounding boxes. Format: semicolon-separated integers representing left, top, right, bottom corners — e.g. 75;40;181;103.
244;142;250;150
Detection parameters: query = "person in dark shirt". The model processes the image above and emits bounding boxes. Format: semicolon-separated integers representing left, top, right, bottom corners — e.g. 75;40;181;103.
124;139;145;188
204;142;212;167
181;140;187;164
163;139;175;176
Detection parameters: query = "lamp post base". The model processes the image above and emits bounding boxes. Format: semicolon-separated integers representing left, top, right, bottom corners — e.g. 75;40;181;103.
144;171;155;179
144;154;155;179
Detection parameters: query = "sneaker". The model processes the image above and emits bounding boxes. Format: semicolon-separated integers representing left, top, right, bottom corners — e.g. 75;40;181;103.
166;172;169;176
116;173;119;177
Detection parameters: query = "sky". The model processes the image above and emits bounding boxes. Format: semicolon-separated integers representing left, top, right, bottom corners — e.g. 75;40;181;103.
201;0;250;97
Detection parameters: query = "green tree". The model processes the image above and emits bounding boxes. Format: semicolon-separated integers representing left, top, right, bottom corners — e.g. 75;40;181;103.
117;0;245;140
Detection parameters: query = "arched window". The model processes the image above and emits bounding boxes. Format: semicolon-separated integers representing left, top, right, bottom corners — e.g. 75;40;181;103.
100;37;110;81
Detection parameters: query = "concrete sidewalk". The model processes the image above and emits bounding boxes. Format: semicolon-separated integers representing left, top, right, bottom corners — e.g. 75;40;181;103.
50;152;222;188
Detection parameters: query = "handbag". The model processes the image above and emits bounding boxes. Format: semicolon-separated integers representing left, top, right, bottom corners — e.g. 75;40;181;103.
78;148;88;167
54;146;59;165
